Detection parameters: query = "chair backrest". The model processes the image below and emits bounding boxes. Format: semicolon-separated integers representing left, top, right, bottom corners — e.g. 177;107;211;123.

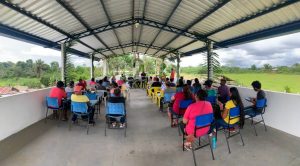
228;107;240;124
46;96;59;109
256;98;267;113
179;99;193;109
102;81;110;87
71;102;88;113
66;92;73;99
152;87;161;93
106;102;125;115
85;93;98;100
176;87;183;93
163;92;175;102
195;113;214;128
205;96;217;104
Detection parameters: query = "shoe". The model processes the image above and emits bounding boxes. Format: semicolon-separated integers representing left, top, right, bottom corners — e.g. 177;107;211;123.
112;122;116;128
229;128;236;133
89;120;95;125
120;123;125;128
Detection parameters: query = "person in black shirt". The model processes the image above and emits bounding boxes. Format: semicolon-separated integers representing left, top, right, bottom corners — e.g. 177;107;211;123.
244;80;266;116
151;77;162;87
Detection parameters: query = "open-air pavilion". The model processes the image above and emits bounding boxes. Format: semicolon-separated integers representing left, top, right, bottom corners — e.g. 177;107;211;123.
0;0;300;166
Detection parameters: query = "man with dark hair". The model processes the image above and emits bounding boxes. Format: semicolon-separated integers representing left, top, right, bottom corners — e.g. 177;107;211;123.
169;78;176;87
151;77;162;87
49;81;67;120
244;80;266;115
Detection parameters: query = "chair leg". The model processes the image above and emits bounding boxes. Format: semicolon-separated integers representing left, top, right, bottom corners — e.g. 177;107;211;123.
223;129;231;154
68;113;72;131
87;117;90;135
261;114;267;132
239;129;245;146
192;145;197;166
208;135;215;160
182;134;185;151
45;108;49;123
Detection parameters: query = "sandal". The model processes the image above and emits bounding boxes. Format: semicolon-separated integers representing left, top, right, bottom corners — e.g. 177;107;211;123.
184;142;192;151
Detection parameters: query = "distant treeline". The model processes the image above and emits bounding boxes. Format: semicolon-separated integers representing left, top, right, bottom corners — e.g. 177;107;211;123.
181;63;300;74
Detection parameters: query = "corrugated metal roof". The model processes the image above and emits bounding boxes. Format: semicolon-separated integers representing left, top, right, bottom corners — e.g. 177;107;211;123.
1;0;300;59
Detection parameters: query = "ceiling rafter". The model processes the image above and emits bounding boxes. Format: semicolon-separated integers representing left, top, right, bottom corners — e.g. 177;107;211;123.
99;0;125;54
131;0;135;52
152;0;230;56
135;0;148;52
56;0;108;58
144;0;182;55
0;1;103;59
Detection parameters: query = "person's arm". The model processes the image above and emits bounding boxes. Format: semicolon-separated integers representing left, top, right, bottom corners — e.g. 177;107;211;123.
221;108;229;119
183;106;191;124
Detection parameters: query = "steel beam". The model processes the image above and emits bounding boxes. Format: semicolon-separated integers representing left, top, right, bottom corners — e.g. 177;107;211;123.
152;0;230;56
55;0;108;57
136;0;148;52
144;0;182;54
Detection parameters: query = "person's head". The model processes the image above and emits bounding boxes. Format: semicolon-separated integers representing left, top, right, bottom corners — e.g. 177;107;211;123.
56;81;64;89
170;78;174;83
166;82;171;88
183;85;192;99
113;88;121;97
99;79;103;84
186;80;192;86
103;76;108;81
204;80;213;88
220;79;226;85
178;79;184;86
194;78;199;84
91;78;95;82
74;86;82;95
196;89;207;101
79;78;83;83
251;80;261;91
166;77;169;82
69;81;74;88
156;77;160;82
112;82;118;88
149;76;152;80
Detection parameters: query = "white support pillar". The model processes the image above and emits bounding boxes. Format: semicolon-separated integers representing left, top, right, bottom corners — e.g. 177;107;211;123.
90;54;95;78
103;58;108;76
207;40;213;80
176;54;180;82
61;42;66;82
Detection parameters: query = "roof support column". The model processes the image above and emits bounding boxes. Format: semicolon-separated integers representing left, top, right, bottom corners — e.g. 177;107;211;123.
207;40;213;80
103;58;109;76
90;54;95;78
176;54;180;83
61;42;66;83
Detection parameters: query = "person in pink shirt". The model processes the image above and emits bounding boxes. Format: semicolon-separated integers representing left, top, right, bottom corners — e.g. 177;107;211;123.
182;89;213;149
117;78;125;87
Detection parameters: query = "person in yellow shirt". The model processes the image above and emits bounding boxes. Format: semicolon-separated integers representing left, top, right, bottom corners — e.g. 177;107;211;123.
71;86;95;124
216;87;244;130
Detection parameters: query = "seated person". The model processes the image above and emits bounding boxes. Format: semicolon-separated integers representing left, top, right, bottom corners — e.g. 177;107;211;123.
160;82;176;111
49;81;67;120
77;78;86;90
117;78;125;87
102;76;110;87
216;87;245;129
65;81;74;93
96;80;107;90
217;78;229;104
111;75;116;83
244;81;266;116
203;80;216;97
169;78;176;87
192;78;201;93
160;77;170;91
71;86;95;124
182;89;213;149
107;88;126;128
88;78;97;90
168;86;194;126
151;77;161;87
186;80;194;92
176;78;184;92
110;82;119;96
127;76;134;88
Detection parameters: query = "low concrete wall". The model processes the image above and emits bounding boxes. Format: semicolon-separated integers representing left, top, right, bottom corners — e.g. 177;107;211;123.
0;88;51;141
237;87;300;137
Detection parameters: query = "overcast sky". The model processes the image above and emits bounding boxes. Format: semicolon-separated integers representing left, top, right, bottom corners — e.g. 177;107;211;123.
1;31;300;68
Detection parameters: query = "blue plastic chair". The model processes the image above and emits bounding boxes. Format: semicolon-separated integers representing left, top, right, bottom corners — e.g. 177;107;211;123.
69;101;91;134
86;93;100;118
45;97;62;123
163;92;175;103
205;96;217;105
66;92;73;99
172;99;193;135
188;113;215;165
217;106;244;154
105;102;126;137
248;98;267;136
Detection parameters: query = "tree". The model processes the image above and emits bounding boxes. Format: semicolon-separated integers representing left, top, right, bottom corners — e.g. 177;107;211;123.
263;64;272;71
250;64;257;70
50;61;60;72
34;59;45;78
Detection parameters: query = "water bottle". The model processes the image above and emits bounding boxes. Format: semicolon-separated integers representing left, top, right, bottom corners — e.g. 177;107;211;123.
211;129;217;149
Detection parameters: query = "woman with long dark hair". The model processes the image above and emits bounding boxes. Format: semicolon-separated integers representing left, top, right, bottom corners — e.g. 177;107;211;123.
217;87;244;128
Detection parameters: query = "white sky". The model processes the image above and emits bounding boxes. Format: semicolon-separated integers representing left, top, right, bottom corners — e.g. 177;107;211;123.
1;31;300;68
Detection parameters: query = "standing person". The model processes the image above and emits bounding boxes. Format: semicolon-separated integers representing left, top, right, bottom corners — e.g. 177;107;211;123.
218;78;230;104
49;81;67;120
244;81;266;116
65;81;74;93
181;89;213;149
141;71;147;88
170;68;175;81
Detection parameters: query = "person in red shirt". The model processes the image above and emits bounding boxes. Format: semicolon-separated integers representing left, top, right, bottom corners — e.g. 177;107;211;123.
170;68;175;80
49;81;67;120
168;85;194;126
77;79;86;90
182;89;213;149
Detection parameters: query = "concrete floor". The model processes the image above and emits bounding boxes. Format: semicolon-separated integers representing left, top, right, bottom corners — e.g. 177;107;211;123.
0;89;300;166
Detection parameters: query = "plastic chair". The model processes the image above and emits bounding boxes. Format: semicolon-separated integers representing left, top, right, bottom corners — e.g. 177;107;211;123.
205;96;217;105
158;92;175;110
45;97;63;123
246;98;268;136
217;107;245;153
171;99;193;135
186;113;215;166
105;102;127;137
86;92;100;119
69;101;91;134
66;92;73;99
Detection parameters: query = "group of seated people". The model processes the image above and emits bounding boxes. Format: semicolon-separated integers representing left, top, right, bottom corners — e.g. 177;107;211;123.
147;76;266;150
48;76;130;127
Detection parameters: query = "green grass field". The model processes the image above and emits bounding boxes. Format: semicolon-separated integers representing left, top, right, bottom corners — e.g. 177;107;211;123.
0;77;41;88
181;73;300;93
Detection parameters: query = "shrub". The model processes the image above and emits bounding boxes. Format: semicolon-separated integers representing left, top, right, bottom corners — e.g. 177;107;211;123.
40;76;50;87
284;86;291;93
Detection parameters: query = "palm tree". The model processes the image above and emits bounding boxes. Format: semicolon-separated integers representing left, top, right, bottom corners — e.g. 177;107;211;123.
35;59;45;78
